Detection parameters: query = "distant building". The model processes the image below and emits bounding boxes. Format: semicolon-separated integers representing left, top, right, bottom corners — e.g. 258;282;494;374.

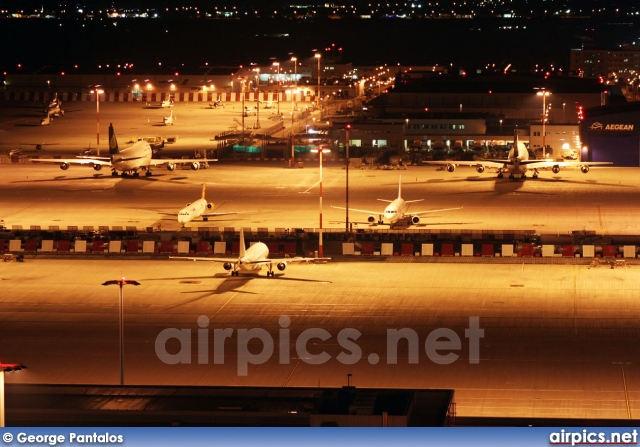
570;45;640;79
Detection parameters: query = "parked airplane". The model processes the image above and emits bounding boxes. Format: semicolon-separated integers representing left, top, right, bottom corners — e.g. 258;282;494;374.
163;110;174;126
170;228;329;277
332;176;461;226
424;131;613;179
31;123;216;177
44;100;64;117
161;99;174;108
172;183;239;226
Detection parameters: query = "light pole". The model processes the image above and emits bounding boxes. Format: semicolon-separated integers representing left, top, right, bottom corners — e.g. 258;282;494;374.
0;362;26;427
312;147;330;258
345;124;351;232
291;56;297;88
254;68;260;129
290;90;296;168
537;89;551;156
91;88;104;156
315;53;321;109
240;78;246;141
272;62;280;115
102;276;141;386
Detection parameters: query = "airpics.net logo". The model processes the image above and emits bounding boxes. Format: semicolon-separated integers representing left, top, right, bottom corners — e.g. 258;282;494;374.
154;316;484;376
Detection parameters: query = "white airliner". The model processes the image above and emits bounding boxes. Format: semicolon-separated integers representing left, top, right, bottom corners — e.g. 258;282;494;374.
332;176;461;226
424;131;613;179
161;99;174;108
170;228;330;277
32;123;216;177
173;183;238;225
163;110;174;125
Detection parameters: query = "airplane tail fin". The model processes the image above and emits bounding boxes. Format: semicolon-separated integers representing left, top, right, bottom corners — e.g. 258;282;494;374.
239;228;246;258
201;183;206;200
398;175;402;199
514;129;528;160
108;123;119;154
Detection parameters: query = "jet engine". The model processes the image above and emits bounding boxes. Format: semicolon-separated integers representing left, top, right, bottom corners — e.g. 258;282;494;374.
367;215;376;223
166;163;176;171
277;262;287;271
207;203;213;209
476;166;485;173
59;162;69;170
411;216;420;224
223;262;233;271
190;161;200;171
552;165;560;174
93;164;102;171
580;165;590;174
446;164;456;172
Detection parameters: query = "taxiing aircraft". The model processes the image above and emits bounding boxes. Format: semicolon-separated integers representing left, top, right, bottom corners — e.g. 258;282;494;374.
31;123;216;177
172;183;239;226
163;110;175;126
424;131;613;179
332;176;461;226
170;228;329;277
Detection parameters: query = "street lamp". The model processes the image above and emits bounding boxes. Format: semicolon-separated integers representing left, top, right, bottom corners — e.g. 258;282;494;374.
311;147;331;258
315;53;321;109
536;89;551;156
345;124;352;232
91;87;104;156
0;362;26;427
291;56;297;88
290;90;298;168
254;68;261;129
273;62;280;115
102;276;141;386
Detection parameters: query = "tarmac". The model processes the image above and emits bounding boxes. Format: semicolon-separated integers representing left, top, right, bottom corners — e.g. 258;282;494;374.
2;101;640;423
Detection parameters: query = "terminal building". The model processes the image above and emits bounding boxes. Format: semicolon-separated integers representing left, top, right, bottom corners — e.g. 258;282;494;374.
579;102;640;166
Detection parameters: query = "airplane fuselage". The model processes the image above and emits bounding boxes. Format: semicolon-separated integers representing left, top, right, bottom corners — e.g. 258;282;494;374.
178;198;207;224
111;141;153;173
238;242;270;272
383;198;407;224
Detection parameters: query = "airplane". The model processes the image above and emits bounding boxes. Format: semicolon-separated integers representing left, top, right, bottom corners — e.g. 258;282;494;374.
44;100;64;117
332;176;461;226
209;99;224;108
170;228;330;277
161;99;174;108
423;131;613;179
163;110;175;126
244;105;257;116
172;183;239;226
31;123;217;177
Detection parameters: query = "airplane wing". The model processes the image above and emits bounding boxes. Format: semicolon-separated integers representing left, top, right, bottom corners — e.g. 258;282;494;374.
146;158;218;167
267;256;331;265
31;157;112;167
170;256;236;263
519;160;613;169
407;206;463;216
331;205;382;215
169;256;329;265
423;160;506;170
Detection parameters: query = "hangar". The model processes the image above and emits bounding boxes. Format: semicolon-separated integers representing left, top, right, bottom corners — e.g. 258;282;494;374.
580;102;640;166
